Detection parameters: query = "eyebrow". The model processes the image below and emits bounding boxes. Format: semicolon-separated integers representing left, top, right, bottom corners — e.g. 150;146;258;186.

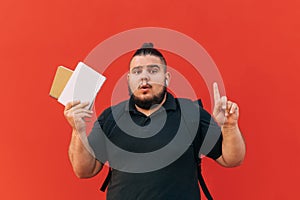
146;64;160;69
131;64;161;71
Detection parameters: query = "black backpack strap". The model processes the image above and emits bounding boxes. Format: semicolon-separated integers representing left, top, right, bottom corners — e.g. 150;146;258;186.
179;98;214;200
100;167;112;192
98;101;128;192
197;159;213;200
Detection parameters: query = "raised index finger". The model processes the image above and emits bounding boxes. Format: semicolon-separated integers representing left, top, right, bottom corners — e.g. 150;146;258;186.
213;82;221;104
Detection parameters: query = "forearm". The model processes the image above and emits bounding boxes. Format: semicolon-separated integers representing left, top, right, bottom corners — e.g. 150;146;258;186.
68;129;102;178
217;125;246;167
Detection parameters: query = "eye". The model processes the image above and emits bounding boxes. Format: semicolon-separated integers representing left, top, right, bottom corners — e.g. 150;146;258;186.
149;67;159;74
132;69;142;75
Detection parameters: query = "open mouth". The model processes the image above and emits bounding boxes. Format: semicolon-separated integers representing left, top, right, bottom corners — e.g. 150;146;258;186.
139;84;152;93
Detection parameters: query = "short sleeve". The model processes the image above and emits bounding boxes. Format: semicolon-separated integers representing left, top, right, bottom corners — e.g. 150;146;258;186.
198;108;223;160
87;108;111;163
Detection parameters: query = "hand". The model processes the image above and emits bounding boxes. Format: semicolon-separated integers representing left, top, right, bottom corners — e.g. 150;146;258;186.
213;82;239;128
64;101;93;133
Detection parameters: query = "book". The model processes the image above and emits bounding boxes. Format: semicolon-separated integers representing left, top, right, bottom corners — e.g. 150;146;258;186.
50;62;106;108
49;66;73;99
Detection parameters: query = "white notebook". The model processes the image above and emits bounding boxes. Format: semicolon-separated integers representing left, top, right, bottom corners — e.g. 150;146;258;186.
58;62;106;108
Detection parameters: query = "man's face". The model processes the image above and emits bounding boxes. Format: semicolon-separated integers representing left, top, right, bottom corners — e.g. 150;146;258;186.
128;55;170;109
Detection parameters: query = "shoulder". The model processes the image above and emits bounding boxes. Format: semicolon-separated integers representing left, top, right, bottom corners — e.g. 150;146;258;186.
177;98;203;107
97;100;129;123
175;97;214;121
175;97;204;113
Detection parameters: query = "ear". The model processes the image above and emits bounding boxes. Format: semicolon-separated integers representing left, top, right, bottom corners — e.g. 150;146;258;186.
165;72;171;86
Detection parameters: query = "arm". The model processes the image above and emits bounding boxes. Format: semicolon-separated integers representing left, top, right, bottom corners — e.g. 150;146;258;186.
212;83;246;167
64;101;103;178
216;125;245;167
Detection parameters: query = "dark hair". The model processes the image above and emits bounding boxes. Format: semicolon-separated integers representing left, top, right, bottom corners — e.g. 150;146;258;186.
130;43;167;71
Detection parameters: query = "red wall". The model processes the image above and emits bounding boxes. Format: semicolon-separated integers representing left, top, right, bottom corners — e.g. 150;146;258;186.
1;0;299;199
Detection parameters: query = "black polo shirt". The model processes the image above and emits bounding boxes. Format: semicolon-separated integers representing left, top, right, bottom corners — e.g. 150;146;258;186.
88;93;222;200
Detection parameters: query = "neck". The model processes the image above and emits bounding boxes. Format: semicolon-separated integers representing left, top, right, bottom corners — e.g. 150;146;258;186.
135;94;167;116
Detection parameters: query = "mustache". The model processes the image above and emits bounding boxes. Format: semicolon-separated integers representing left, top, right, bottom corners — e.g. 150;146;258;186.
138;83;152;89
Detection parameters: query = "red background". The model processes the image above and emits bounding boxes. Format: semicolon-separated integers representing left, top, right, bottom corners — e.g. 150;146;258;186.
1;0;299;199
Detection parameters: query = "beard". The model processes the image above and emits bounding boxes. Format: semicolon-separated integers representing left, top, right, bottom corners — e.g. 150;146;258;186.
128;85;167;110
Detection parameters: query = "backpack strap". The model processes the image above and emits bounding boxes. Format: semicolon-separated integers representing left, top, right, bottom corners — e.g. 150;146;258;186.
179;98;214;200
100;167;112;192
197;159;213;200
98;101;128;192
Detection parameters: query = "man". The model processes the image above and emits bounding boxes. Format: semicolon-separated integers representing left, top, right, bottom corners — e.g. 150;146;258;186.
64;43;246;199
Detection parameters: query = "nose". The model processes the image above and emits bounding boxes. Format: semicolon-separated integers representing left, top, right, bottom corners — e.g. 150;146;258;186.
140;69;150;82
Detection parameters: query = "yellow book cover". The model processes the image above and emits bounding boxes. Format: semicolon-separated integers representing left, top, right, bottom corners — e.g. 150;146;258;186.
49;66;73;99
